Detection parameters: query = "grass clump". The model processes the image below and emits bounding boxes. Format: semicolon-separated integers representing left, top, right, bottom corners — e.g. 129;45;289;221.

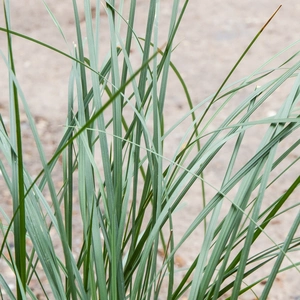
0;1;299;299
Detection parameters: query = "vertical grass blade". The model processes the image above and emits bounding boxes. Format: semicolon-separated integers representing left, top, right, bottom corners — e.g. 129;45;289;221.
3;2;26;298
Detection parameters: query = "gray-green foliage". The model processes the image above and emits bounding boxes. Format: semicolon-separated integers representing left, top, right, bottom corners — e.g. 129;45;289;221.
0;1;299;299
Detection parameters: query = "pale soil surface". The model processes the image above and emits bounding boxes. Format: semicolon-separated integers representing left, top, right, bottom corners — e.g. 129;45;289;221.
0;1;300;299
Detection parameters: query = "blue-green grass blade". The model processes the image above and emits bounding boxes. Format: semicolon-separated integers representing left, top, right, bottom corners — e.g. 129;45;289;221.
220;176;300;290
35;48;122;196
71;0;88;99
62;57;76;297
120;0;136;95
106;4;124;297
231;65;300;298
191;88;257;299
129;1;157;292
0;274;16;299
260;211;300;300
84;3;117;298
166;60;300;217
158;122;300;297
2;40;88;300
22;47;159;217
74;113;108;299
0;27;97;75
149;2;162;298
3;3;26;297
40;0;68;44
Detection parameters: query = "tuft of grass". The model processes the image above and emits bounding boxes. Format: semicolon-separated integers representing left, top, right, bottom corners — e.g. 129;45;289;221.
0;1;299;299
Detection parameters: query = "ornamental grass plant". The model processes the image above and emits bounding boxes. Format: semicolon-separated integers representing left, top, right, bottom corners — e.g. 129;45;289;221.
0;1;300;299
